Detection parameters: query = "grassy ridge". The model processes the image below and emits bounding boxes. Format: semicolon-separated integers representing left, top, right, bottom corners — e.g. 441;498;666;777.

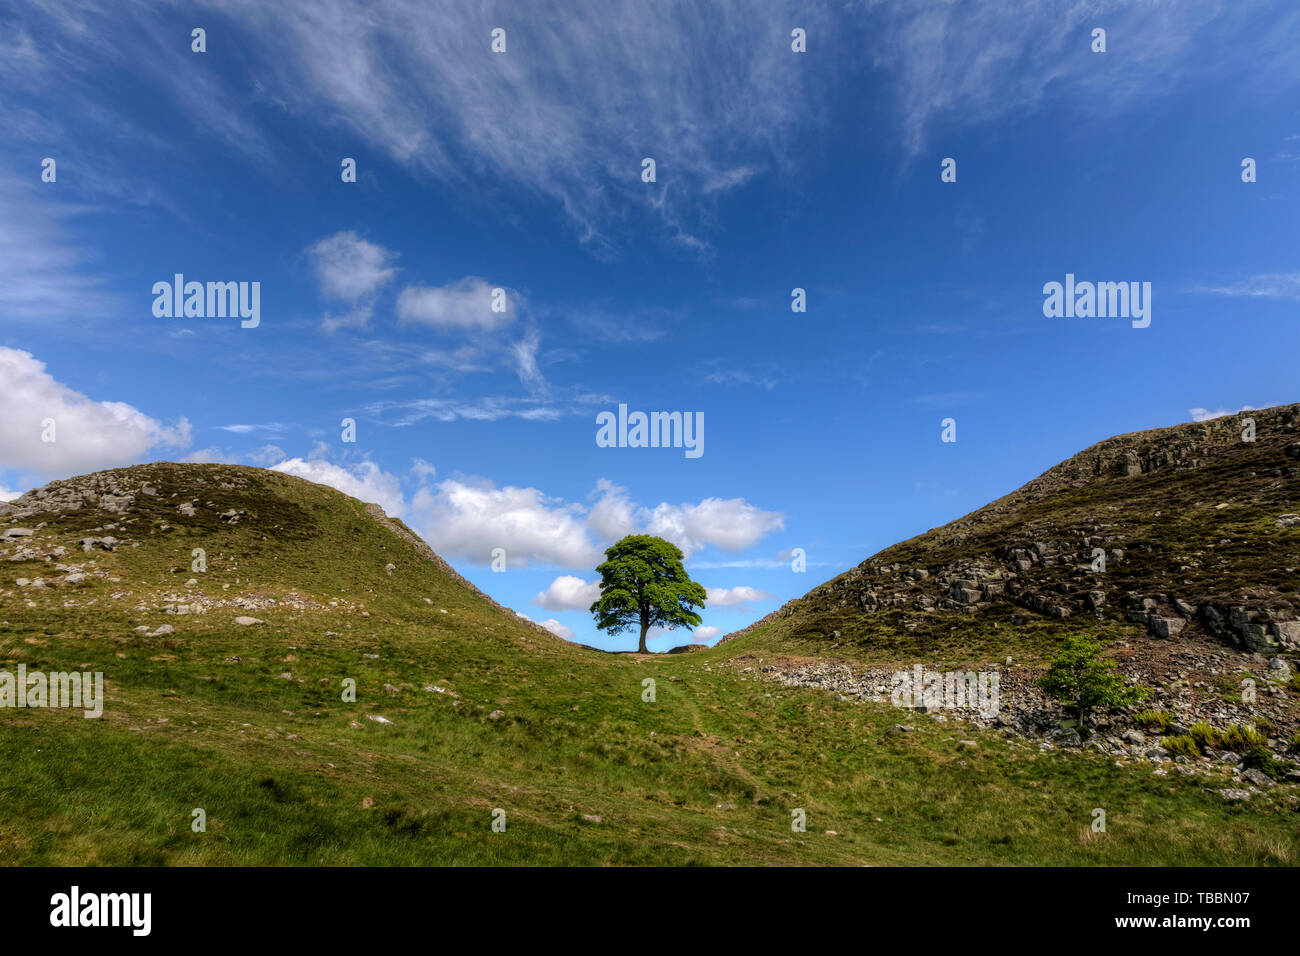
0;465;1295;865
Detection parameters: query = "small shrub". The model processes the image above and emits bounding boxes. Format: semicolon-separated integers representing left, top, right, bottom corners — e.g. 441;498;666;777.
1162;735;1199;759
1188;722;1220;751
1134;710;1171;733
1221;723;1267;753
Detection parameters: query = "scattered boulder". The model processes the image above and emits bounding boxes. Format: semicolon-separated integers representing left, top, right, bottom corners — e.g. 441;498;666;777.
1150;616;1185;639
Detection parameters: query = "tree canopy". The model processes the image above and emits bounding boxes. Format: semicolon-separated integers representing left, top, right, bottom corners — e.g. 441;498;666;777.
590;535;707;653
1037;635;1146;729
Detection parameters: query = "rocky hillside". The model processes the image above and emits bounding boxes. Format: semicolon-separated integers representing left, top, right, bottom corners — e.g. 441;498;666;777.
724;403;1300;656
0;462;556;641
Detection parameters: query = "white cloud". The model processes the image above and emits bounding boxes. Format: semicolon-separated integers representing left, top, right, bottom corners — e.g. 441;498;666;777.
587;480;784;559
306;231;398;302
248;444;288;466
0;173;119;322
535;618;575;640
179;0;830;247
587;479;638;540
1196;273;1300;301
694;625;721;641
535;575;601;612
269;457;406;517
867;0;1294;155
396;277;516;332
217;423;287;436
0;486;23;502
510;330;548;394
304;231;398;333
1188;405;1257;423
182;447;239;464
705;585;776;611
413;479;602;568
514;611;575;640
321;302;375;334
364;393;608;425
644;498;785;557
0;347;191;476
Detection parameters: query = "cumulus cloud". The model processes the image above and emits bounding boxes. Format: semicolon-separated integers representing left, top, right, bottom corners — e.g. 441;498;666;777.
306;231;398;302
535;575;602;612
644;498;785;557
0;347;191;476
587;479;638;541
536;618;575;640
413;479;602;568
587;480;784;558
396;277;516;332
694;625;722;641
705;585;776;611
269;457;406;517
515;612;575;641
0;486;23;502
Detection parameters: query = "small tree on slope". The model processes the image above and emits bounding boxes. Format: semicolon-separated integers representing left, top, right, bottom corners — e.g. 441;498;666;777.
1037;635;1146;730
590;535;707;654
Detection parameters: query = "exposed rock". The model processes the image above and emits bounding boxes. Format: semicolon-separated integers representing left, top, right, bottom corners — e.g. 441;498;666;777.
1150;617;1185;639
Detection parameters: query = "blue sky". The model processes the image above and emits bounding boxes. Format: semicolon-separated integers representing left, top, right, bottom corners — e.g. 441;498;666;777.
2;0;1297;650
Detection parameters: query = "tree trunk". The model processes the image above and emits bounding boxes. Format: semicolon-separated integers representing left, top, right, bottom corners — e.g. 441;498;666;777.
638;608;649;654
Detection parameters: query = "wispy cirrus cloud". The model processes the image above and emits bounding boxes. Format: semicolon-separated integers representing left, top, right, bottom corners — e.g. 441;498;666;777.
363;391;610;426
1194;273;1300;301
866;0;1300;155
0;173;120;322
9;0;831;251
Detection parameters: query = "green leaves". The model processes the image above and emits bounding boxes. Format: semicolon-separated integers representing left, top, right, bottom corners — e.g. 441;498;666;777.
1037;635;1146;728
590;535;707;650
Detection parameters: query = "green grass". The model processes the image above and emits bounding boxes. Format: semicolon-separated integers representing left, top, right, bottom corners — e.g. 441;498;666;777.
1;463;1297;866
1134;710;1172;733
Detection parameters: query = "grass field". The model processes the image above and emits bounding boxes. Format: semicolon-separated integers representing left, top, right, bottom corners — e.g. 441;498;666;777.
0;464;1295;866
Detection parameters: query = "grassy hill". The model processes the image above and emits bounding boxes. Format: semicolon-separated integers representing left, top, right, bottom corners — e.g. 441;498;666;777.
1;460;1296;865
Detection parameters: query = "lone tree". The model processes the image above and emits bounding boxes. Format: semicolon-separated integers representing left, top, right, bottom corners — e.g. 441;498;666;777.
1038;635;1146;730
590;535;706;653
